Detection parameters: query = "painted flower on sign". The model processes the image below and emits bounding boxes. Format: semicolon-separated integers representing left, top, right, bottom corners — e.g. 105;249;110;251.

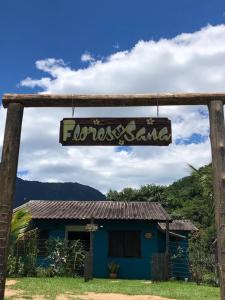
118;140;125;146
146;118;155;125
93;119;100;125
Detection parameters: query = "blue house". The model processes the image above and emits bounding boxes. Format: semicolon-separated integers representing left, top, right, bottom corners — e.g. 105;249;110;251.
17;200;197;280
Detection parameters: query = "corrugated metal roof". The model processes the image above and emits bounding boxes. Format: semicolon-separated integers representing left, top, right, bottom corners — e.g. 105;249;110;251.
158;220;198;232
16;200;171;221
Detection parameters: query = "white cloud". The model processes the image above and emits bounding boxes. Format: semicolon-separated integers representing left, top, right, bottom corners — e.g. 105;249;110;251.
113;43;119;50
2;24;225;193
81;52;95;63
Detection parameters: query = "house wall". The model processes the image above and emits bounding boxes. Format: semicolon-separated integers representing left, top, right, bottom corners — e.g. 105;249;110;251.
33;219;190;279
93;220;159;279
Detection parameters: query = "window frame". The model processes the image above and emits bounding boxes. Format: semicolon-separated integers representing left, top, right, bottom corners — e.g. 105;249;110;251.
108;230;141;258
37;229;49;257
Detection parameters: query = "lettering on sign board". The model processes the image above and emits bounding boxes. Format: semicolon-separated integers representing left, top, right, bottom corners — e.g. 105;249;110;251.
59;118;172;146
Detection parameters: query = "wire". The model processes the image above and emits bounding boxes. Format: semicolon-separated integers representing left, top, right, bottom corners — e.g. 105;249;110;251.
157;99;159;117
72;100;75;117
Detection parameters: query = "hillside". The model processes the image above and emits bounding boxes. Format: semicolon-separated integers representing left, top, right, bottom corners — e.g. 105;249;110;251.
14;177;106;208
107;164;215;250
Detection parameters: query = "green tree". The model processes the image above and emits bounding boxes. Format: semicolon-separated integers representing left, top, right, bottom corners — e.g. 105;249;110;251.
189;231;216;285
164;163;216;256
107;188;138;202
107;184;166;203
7;209;38;277
10;209;32;245
107;163;216;284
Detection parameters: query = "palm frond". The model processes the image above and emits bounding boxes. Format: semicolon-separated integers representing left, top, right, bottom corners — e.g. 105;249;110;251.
10;208;32;243
188;164;199;174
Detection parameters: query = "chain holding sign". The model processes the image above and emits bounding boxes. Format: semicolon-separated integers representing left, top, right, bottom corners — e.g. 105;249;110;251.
59;117;172;146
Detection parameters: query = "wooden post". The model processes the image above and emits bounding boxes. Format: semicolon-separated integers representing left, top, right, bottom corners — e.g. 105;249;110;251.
84;217;95;282
165;219;170;280
84;252;91;282
0;103;24;300
166;219;169;255
208;100;225;300
89;217;94;280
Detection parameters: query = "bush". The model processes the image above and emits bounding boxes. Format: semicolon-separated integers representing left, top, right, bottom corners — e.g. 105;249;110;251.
7;229;38;277
46;238;85;277
189;231;217;286
7;255;25;277
108;262;120;274
36;266;55;277
202;272;218;286
7;235;85;278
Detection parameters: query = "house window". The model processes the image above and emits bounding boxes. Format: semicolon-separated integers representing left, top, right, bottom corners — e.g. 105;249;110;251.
65;225;90;251
108;231;141;258
67;231;90;251
38;230;49;256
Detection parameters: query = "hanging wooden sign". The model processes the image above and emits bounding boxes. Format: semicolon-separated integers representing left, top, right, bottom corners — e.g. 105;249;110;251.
59;117;172;146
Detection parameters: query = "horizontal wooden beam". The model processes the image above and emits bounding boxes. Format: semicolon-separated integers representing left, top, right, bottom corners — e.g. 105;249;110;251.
2;93;225;108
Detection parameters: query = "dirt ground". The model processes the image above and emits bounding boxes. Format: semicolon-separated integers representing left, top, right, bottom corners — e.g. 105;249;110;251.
5;280;23;298
5;280;46;300
5;280;175;300
73;293;175;300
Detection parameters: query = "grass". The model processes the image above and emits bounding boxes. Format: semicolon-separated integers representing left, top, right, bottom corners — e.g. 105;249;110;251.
5;277;220;300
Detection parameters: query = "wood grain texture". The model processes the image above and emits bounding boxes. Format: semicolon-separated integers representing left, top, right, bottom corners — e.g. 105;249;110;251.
1;92;225;297
59;117;172;146
3;93;225;107
151;253;169;281
166;219;169;255
0;103;24;300
208;100;225;300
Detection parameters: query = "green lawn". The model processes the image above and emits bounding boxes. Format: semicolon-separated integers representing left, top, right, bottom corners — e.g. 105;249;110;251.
5;277;219;300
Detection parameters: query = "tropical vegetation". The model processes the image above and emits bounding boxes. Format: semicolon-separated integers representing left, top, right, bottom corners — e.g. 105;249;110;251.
7;164;216;284
107;164;216;284
7;209;85;277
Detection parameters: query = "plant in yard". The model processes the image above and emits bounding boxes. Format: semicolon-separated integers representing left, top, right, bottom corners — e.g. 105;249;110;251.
46;238;85;277
7;229;38;277
21;229;39;276
7;255;25;277
171;245;185;261
189;231;217;285
36;266;55;277
108;261;120;279
7;208;39;277
10;208;32;245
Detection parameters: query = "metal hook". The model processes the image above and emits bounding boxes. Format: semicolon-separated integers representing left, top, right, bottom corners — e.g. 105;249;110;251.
72;100;75;117
157;99;159;117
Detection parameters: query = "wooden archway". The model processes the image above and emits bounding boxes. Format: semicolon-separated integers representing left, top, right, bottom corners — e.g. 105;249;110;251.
0;93;225;299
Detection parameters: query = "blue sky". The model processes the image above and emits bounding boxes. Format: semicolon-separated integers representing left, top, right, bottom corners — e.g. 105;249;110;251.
1;0;225;98
1;1;225;192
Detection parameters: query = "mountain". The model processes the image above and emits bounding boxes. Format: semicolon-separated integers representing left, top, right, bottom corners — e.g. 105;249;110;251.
14;177;106;208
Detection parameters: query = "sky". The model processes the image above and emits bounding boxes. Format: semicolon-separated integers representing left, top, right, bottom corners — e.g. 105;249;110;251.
1;1;225;193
